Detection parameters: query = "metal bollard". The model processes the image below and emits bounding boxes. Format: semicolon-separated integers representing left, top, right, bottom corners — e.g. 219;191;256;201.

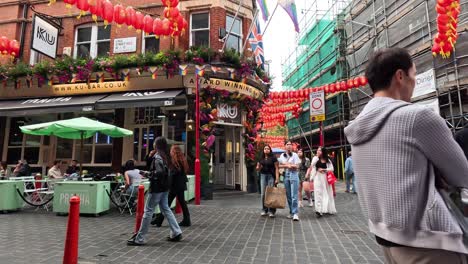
63;196;80;264
134;185;145;233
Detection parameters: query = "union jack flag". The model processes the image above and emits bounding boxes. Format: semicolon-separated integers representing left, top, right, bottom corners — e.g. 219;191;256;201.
248;19;264;69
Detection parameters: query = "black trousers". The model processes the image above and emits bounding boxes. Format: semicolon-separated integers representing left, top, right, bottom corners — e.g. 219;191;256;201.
154;190;190;225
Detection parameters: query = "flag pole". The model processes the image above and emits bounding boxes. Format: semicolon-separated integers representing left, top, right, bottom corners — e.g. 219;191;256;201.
240;8;260;56
262;3;279;36
221;0;243;51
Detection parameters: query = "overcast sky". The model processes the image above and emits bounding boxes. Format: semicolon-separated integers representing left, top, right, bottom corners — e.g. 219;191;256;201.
261;0;332;91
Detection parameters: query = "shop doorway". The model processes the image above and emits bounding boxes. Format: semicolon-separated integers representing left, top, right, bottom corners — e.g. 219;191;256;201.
213;125;242;190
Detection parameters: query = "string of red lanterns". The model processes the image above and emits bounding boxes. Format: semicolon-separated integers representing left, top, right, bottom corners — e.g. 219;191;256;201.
432;0;460;58
58;0;187;37
0;36;20;58
258;76;369;127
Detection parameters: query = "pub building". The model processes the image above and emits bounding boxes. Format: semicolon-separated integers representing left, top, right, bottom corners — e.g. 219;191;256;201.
0;0;269;193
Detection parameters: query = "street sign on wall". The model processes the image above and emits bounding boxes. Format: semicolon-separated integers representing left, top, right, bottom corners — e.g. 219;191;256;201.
31;15;59;59
113;37;137;53
310;89;325;122
412;69;436;99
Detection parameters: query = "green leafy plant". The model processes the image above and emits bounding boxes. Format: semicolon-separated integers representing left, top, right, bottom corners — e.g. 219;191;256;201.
32;60;53;78
8;62;32;80
220;48;241;68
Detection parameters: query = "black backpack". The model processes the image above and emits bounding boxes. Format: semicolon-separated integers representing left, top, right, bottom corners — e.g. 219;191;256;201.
149;154;171;192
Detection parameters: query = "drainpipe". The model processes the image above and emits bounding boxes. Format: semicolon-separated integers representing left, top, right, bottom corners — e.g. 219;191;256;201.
19;2;29;60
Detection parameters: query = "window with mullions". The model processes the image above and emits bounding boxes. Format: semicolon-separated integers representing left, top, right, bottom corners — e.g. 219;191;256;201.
142;32;160;54
133;107;163;163
190;13;210;47
225;15;242;52
75;25;111;59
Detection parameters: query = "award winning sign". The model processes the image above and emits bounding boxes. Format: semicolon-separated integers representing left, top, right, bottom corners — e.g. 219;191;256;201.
185;77;264;99
31;15;59;59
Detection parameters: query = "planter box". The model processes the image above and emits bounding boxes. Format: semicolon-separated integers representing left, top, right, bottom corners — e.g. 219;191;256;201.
53;181;110;215
0;181;25;211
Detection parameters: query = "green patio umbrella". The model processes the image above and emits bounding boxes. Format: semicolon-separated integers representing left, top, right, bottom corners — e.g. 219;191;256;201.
20;117;133;176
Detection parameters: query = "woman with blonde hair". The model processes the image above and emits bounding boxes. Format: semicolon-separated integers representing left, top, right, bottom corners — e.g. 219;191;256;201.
153;145;191;227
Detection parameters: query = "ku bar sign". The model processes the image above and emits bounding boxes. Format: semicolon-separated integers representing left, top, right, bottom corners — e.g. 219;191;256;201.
31;15;59;59
217;103;241;124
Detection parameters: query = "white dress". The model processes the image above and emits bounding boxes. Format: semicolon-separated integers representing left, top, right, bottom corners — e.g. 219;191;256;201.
311;156;337;214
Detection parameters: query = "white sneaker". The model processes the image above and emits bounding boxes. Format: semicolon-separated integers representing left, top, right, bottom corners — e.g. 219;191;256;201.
268;212;275;218
261;212;268;216
286;214;293;219
309;201;314;207
299;201;303;208
293;214;299;221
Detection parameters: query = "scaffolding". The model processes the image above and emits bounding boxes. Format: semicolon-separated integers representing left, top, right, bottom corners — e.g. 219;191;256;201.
345;0;468;132
281;0;351;149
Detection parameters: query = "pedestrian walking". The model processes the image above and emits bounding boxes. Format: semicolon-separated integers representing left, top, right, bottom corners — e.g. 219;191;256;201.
127;137;182;245
310;146;336;217
297;149;311;207
153;145;192;227
256;144;279;218
278;140;301;221
344;48;468;262
344;151;355;194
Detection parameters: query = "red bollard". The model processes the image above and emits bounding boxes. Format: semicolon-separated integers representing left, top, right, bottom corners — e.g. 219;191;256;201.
175;198;182;214
134;185;145;234
63;196;80;264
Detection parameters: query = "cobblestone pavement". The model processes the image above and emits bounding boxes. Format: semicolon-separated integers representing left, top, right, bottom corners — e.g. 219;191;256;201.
0;181;384;264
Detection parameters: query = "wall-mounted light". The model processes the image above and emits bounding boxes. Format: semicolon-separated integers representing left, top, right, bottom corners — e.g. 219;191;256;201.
185;119;194;131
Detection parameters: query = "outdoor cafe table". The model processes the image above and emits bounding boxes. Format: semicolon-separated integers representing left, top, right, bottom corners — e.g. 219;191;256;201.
53;181;110;215
0;180;24;211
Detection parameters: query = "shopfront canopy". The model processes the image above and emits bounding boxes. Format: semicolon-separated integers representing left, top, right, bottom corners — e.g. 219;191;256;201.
95;89;183;109
0;95;105;116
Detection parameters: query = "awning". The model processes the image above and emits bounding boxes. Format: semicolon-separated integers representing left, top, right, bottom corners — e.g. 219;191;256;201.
96;90;183;110
0;95;106;116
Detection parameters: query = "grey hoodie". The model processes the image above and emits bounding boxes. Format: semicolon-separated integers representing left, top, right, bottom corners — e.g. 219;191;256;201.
345;97;468;254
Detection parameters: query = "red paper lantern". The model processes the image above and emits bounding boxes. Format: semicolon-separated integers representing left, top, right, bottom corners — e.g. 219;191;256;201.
152;18;163;36
8;40;19;57
162;0;179;8
161;18;171;36
358;76;368;86
340;81;346;91
102;0;114;26
143;15;154;34
63;0;76;8
353;78;359;87
125;6;136;29
347;79;354;90
134;11;144;32
324;85;330;94
329;83;336;93
76;0;90;12
89;0;103;22
113;4;126;26
0;36;8;55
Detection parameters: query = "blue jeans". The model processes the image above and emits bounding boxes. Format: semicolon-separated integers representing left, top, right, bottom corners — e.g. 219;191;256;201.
346;173;355;192
284;171;299;215
135;192;182;244
260;173;276;214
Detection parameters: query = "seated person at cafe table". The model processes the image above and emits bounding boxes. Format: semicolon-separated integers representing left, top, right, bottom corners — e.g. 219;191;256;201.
65;160;80;176
124;159;145;206
48;160;63;179
13;160;31;177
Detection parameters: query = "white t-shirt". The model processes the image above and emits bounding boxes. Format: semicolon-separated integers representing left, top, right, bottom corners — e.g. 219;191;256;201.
278;152;301;172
